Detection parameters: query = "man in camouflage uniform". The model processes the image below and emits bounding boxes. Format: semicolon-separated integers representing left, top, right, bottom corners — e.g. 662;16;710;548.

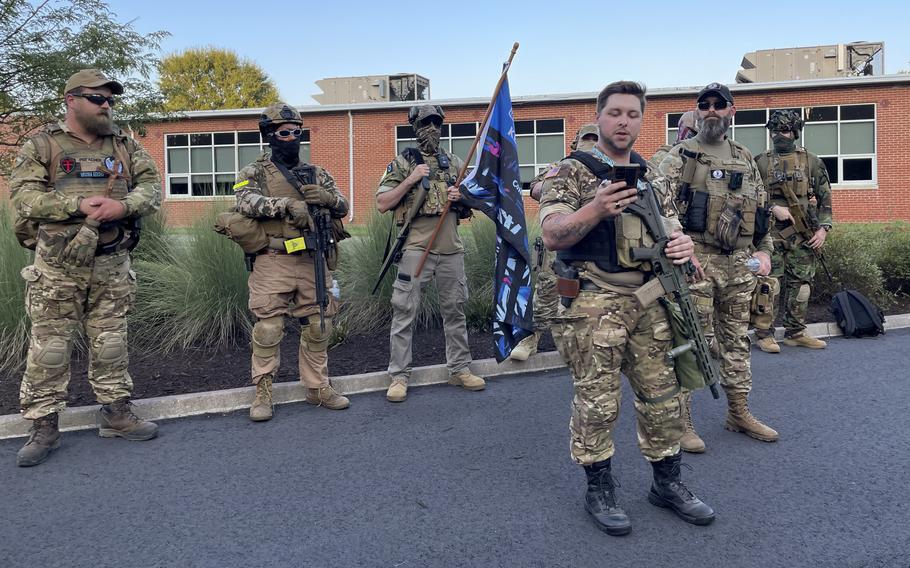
510;123;599;361
233;102;350;421
376;104;485;402
541;81;714;535
751;110;833;352
10;69;160;467
658;83;778;450
648;110;698;171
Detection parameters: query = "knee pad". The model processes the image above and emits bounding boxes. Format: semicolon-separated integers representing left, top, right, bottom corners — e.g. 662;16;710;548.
94;331;127;364
301;317;332;352
796;284;811;303
32;336;71;369
252;316;284;358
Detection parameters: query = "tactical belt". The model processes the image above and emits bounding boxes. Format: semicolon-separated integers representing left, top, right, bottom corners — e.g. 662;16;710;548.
693;242;740;256
259;236;318;254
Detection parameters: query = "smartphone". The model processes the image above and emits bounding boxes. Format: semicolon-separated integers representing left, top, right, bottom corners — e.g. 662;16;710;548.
611;164;640;188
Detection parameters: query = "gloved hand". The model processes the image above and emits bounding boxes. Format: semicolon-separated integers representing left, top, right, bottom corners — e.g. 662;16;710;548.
301;184;337;207
59;218;100;266
286;200;313;230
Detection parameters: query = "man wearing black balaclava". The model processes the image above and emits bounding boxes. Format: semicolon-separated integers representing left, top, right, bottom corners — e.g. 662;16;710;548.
375;104;485;403
751;109;833;353
232;102;352;422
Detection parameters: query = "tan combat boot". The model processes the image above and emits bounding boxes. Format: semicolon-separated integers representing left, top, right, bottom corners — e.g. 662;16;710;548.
680;393;706;453
386;377;408;402
98;398;158;441
250;375;274;422
17;413;61;467
756;336;781;353
306;383;350;410
509;333;539;361
783;333;827;349
449;371;486;391
724;391;779;442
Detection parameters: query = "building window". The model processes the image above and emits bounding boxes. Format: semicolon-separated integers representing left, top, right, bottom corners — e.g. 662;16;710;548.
666;104;876;186
165;130;311;198
514;119;564;190
395;122;479;165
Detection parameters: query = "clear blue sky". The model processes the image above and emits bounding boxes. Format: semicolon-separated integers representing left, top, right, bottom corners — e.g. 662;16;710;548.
109;0;909;105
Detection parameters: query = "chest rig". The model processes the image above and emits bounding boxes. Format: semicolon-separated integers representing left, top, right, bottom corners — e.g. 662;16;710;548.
674;138;760;252
556;150;655;273
764;148;811;208
257;159;313;240
394;148;455;225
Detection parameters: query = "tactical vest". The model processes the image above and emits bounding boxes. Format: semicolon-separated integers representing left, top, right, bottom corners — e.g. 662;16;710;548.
393;148;456;225
556;151;654;273
257;159;309;240
675;138;760;252
762;148;811;209
19;124;135;251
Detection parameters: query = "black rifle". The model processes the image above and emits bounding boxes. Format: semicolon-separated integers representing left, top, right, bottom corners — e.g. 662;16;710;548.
625;184;723;399
283;162;336;332
371;152;432;295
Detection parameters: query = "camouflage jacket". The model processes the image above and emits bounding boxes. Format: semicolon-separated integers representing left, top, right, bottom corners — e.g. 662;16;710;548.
234;156;348;219
10;120;161;221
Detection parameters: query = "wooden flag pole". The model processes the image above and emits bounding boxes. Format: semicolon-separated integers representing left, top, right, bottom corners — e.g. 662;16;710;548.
412;42;519;279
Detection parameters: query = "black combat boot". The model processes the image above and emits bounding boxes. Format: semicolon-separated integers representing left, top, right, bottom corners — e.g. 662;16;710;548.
17;413;61;467
648;452;715;525
583;459;632;536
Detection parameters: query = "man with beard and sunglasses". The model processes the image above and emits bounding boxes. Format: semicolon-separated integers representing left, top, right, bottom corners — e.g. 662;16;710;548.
540;81;714;535
750;109;833;353
233;102;351;422
510;123;599;361
376;104;484;403
10;69;161;467
657;83;778;451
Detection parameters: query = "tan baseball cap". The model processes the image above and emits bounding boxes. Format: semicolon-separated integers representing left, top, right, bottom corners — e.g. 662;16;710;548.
63;69;124;96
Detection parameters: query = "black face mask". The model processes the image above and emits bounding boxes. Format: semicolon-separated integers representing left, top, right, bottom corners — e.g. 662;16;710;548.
269;136;301;167
772;133;796;154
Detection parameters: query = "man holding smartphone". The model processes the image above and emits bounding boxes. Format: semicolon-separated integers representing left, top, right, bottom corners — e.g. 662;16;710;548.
657;83;778;449
539;81;715;536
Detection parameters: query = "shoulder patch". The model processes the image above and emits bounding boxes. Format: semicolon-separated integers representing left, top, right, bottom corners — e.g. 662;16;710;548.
386;161;395;174
543;165;561;179
232;180;249;191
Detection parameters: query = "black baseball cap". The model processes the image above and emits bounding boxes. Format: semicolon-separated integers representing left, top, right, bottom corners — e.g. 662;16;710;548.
697;82;733;104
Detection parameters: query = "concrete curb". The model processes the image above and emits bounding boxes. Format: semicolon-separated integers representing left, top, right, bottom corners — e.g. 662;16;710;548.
3;313;907;440
0;350;566;440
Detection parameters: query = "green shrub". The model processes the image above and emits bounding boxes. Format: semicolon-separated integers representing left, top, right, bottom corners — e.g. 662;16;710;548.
875;222;910;296
0;205;33;373
811;223;892;306
130;206;253;354
131;209;174;263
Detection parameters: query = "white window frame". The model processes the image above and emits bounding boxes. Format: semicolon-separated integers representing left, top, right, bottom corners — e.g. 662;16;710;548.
164;130;311;200
514;118;565;193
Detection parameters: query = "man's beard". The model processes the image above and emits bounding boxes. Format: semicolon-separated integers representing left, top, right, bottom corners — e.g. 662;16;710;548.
601;131;637;155
78;108;114;136
698;115;731;142
416;124;441;154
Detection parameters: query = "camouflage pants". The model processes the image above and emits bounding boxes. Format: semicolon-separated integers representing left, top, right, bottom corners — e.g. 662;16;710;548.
751;239;817;338
532;246;558;332
20;251;136;420
689;247;756;395
551;288;682;465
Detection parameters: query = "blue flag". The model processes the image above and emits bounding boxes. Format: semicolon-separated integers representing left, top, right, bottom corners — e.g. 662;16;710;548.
459;78;534;362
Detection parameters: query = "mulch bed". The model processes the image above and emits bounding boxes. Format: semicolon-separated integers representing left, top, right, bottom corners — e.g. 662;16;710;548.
2;295;907;416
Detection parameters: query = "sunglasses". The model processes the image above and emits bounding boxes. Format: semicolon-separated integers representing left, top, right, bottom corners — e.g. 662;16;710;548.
418;117;443;128
71;93;117;107
274;128;302;138
697;100;729;111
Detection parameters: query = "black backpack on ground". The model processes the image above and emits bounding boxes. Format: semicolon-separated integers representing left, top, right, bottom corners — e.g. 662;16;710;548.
830;289;885;338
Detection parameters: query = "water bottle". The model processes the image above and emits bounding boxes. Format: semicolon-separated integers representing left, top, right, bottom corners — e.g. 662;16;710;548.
330;278;341;300
745;257;761;273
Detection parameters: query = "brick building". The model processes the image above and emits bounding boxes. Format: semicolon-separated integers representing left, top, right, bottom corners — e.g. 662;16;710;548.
5;75;910;225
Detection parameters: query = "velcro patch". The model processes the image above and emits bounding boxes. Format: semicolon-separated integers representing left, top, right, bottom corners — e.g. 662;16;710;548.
544;165;561;179
232;180;249;190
